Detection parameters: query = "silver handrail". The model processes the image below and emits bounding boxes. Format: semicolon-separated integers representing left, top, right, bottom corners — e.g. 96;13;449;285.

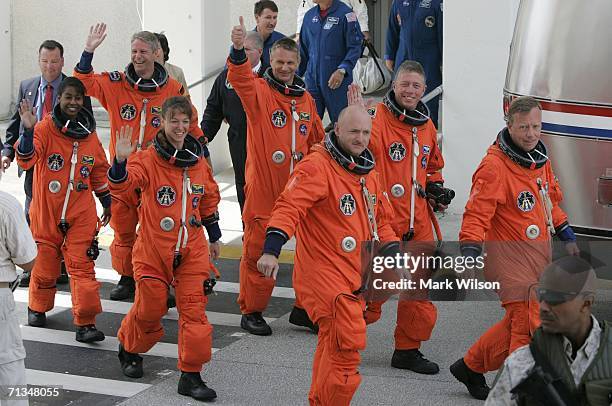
422;85;443;104
187;66;225;90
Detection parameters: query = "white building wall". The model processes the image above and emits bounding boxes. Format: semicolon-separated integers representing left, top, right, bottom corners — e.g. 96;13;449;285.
442;0;520;216
0;1;11;118
9;0;142;104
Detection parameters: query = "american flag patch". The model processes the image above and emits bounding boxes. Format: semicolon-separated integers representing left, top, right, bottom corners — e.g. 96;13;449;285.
345;12;357;23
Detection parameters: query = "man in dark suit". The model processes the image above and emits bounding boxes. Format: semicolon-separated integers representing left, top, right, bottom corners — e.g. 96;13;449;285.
1;40;93;286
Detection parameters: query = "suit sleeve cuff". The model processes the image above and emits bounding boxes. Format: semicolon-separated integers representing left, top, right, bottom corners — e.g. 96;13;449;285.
460;242;483;259
555;222;577;242
108;157;128;183
263;228;289;258
16;128;35;158
76;51;94;73
205;222;222;243
229;47;248;65
98;192;112;208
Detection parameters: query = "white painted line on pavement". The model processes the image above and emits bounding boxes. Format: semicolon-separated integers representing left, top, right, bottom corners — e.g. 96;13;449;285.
95;267;296;299
25;369;151;398
20;325;220;358
13;289;277;327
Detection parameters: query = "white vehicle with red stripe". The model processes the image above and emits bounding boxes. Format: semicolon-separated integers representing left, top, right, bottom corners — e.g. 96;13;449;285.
504;0;611;238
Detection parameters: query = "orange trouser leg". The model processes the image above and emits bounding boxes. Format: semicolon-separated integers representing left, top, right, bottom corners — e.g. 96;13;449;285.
174;270;213;372
364;300;383;325
237;219;275;314
118;275;168;354
294;295;304;310
509;301;540;353
109;195;139;277
464;301;539;373
29;240;62;313
394;299;437;350
62;219;102;326
309;294;366;406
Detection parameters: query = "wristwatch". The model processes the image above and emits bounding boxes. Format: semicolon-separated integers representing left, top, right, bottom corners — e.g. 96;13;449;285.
338;68;347;76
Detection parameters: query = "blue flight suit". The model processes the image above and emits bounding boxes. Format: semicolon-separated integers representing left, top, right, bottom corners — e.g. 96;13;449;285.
299;0;363;123
254;28;286;72
385;0;443;127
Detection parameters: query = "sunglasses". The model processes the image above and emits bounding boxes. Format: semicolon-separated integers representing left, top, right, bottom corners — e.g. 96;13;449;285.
535;288;578;305
535;288;591;306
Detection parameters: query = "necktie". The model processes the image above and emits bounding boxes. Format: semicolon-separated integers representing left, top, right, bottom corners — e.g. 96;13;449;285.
42;84;53;118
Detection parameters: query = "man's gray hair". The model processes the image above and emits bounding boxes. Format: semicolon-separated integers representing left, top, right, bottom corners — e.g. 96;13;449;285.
131;31;160;51
507;96;542;125
394;60;426;82
245;31;264;51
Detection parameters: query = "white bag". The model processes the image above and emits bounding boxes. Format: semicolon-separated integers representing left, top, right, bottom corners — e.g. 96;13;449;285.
353;41;393;94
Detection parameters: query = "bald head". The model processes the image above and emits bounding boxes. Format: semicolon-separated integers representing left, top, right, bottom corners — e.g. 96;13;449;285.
540;256;597;296
244;31;264;68
335;105;372;157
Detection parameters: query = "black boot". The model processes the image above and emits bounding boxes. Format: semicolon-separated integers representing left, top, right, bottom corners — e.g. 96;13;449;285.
391;349;440;374
288;306;318;334
18;271;31;287
76;325;105;343
110;276;135;301
56;261;69;284
177;371;217;401
450;358;490;400
118;343;143;378
27;307;46;327
240;312;272;336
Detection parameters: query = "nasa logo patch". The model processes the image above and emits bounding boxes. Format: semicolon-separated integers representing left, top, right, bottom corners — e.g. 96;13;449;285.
80;166;90;178
299;123;308;136
192;196;200;208
151;116;161;128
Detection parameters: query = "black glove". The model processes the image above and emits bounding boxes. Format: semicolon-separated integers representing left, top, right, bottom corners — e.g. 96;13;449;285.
426;182;455;209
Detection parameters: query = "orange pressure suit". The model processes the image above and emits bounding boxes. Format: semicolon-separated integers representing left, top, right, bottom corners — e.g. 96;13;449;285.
226;49;324;315
264;135;398;405
459;127;570;374
110;133;220;372
364;95;444;350
16;107;110;326
75;59;203;279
